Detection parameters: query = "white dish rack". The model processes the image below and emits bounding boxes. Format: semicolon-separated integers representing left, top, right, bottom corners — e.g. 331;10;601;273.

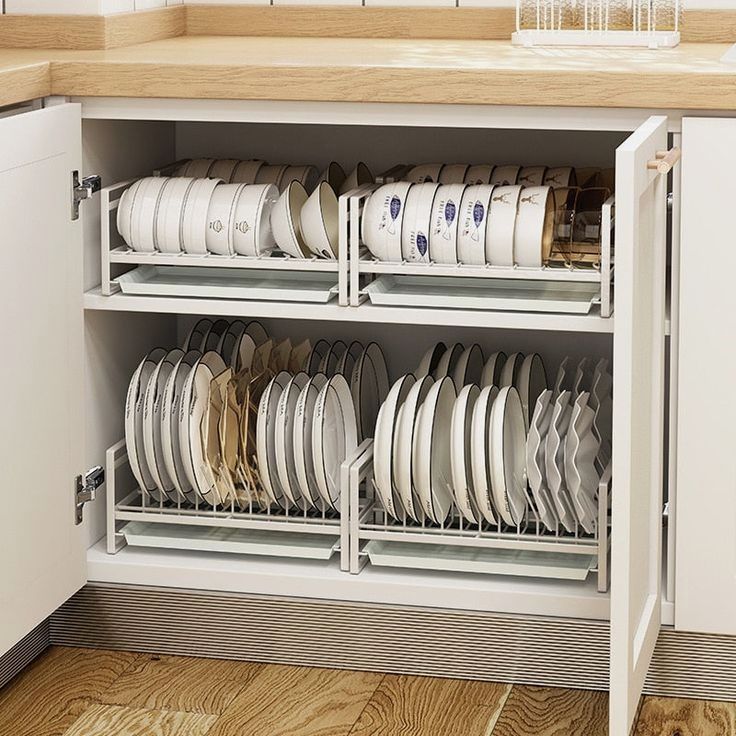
344;187;614;317
343;439;611;591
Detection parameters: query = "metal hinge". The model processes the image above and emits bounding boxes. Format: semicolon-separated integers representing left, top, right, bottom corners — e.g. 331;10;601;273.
71;171;102;221
75;466;104;525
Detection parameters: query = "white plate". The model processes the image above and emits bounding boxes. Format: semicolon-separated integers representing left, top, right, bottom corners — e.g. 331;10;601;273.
256;371;292;509
275;372;311;510
203;319;230;353
499;352;524;388
470;384;499;525
245;320;268;346
306;339;331;376
416;342;446;378
351;342;390;442
313;373;358;510
181;351;228;506
125;348;167;501
336;341;363;380
411;376;456;523
232;332;257;374
489;386;528;526
452;344;484;389
517;353;548;429
294;373;329;510
450;384;481;523
457;185;495;266
142;349;181;501
217;320;246;368
393;375;434;522
545;390;577;532
161;349;199;504
183;318;213;352
433;343;464;381
318;340;347;378
373;374;416;520
526;389;558;531
481;351;506;388
429;184;466;264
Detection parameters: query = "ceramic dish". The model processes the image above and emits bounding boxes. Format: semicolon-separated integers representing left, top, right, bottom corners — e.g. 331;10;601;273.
434;343;465;381
450;383;481;523
373;374;416;520
500;352;524;388
485;185;522;266
203;319;230;353
543;167;576;188
208;159;240;183
470;384;500;525
340;162;373;195
155;176;196;254
429;184;466;264
393;375;434;522
132;177;170;253
245;320;269;346
457;185;495;266
306;339;331;376
489;385;527;526
518;166;548;187
117;179;143;250
230;160;264;184
275;372;311;510
438;164;469;184
416;342;446;378
271;180;310;259
452;344;484;389
217;320;246;368
232;183;279;257
142;349;182;501
301;181;339;259
316;162;346;193
336;341;363;380
256;164;289;190
464;165;494;185
401;182;438;263
183;159;215;178
293;373;329;509
351;342;390;442
411;376;456;523
318;340;347;377
490;165;521;186
525;389;558;531
125;348;167;501
514;186;555;267
256;371;292;509
183;318;213;352
481;351;506;388
205;183;245;256
181;176;224;255
545;390;577;532
281;164;318;193
313;373;358;509
406;163;443;184
161;349;200;504
362;182;413;262
517;353;548;429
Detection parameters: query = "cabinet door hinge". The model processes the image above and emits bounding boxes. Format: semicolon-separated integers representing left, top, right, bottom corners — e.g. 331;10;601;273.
71;171;102;221
75;466;104;525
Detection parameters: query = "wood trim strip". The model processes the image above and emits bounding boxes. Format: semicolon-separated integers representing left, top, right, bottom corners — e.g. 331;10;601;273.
185;5;516;41
104;6;186;50
681;10;736;43
0;63;50;107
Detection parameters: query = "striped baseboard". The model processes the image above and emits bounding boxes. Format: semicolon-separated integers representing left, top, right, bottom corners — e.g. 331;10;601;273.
49;583;736;702
0;620;50;690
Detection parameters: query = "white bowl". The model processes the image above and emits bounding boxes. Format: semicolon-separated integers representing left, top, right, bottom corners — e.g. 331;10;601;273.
543;167;576;188
256;164;289;190
232;183;279;257
514;186;555;267
438;164;469;184
457;184;495;265
406;163;443;184
116;178;143;249
361;181;413;262
205;183;246;255
301;181;339;259
485;185;522;266
340;162;373;195
131;176;170;253
183;158;216;178
230;160;264;184
208;159;240;183
155;176;196;253
429;183;466;264
271;180;310;258
281;164;318;192
518;166;548;187
316;162;346;193
401;182;438;263
181;177;224;255
491;165;521;186
464;164;494;185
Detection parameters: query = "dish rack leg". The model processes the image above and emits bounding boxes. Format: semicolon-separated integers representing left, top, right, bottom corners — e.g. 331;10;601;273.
106;439;128;555
349;457;362;574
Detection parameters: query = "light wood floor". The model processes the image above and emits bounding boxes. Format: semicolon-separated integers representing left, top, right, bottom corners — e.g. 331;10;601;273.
0;647;734;736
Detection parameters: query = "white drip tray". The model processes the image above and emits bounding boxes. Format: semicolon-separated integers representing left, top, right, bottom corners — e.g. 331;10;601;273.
122;521;339;560
364;540;595;580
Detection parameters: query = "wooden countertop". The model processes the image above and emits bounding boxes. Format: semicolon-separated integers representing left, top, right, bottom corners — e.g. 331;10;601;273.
2;35;736;111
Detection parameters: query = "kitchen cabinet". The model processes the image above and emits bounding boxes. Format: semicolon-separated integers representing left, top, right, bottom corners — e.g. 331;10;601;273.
0;96;674;736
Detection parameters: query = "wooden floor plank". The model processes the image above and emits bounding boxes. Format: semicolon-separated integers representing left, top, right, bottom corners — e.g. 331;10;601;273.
61;703;216;736
99;653;262;715
349;674;511;736
634;696;736;736
206;664;384;736
491;685;609;736
0;646;140;736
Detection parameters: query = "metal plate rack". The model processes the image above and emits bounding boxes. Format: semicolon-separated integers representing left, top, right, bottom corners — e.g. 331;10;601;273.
341;188;614;317
343;439;611;592
100;166;348;305
105;439;356;565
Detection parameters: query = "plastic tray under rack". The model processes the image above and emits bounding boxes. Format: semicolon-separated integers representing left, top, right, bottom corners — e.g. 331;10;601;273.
363;274;601;314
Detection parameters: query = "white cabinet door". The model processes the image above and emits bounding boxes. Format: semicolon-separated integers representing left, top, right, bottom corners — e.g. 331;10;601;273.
0;104;86;656
610;116;668;736
675;117;736;635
